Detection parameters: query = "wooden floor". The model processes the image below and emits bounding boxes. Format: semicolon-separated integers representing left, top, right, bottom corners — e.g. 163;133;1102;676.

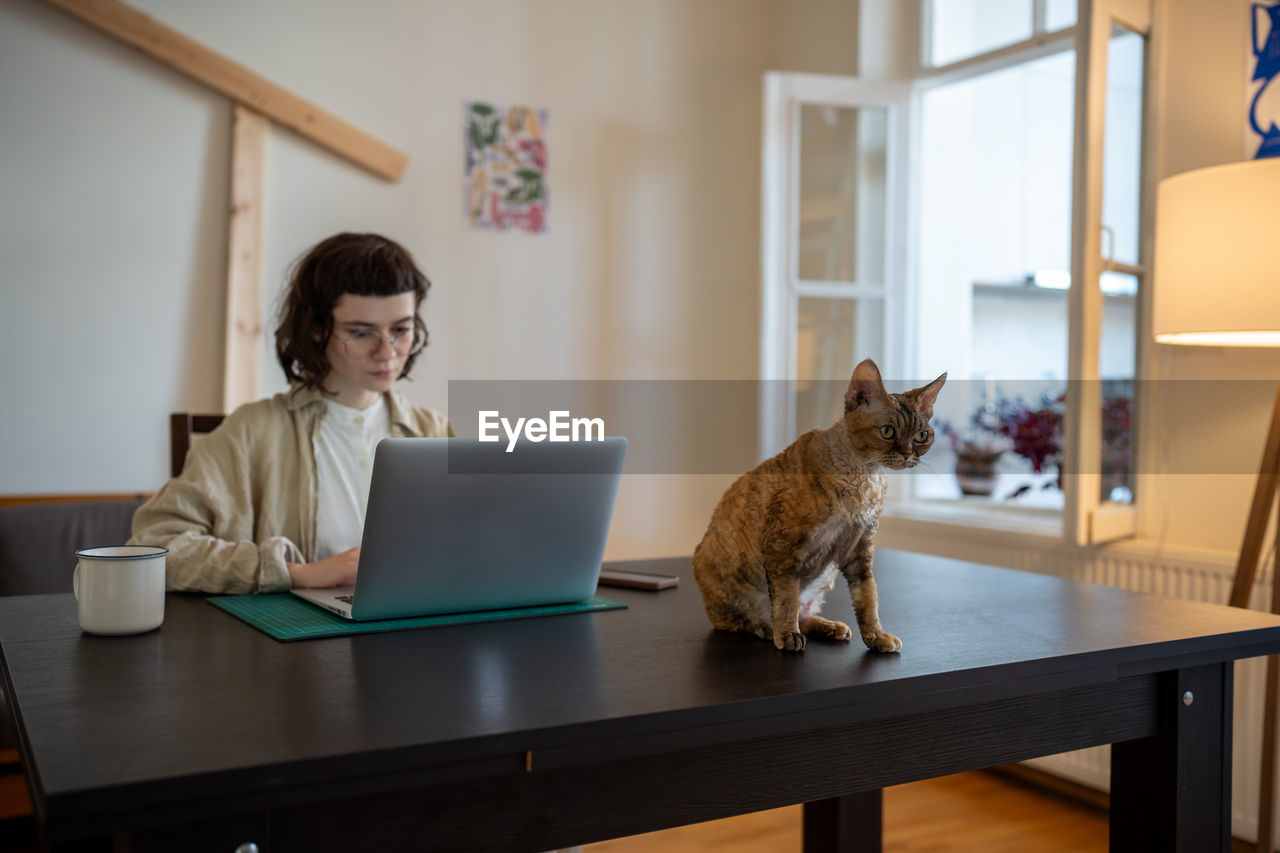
0;750;29;823
583;769;1109;852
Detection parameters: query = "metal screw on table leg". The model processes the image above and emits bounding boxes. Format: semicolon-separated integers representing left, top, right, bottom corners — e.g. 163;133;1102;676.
234;844;259;853
1182;691;1194;706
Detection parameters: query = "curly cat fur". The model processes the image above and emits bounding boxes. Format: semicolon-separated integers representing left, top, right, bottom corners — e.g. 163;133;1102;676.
693;359;945;653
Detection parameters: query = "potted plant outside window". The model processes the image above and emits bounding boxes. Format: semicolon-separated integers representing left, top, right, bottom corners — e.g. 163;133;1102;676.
938;420;1012;497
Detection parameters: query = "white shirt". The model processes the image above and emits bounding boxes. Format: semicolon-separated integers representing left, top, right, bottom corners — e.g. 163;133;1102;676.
314;396;391;560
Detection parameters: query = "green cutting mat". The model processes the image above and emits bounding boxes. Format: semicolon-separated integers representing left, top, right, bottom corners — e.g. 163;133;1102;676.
208;593;626;641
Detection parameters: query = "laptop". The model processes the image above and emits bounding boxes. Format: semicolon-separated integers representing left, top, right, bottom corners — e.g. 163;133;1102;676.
291;436;628;621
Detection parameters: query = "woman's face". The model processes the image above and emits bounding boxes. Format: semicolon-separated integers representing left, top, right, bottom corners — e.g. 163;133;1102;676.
323;292;419;409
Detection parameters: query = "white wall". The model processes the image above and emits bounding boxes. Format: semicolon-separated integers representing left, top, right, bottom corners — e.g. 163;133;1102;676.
3;0;854;559
1;0;232;489
771;0;860;75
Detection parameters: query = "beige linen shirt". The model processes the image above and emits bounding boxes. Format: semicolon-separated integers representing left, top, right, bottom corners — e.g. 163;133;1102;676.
129;385;452;594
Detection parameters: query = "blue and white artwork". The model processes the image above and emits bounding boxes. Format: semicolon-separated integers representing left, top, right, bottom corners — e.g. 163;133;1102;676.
1250;1;1280;158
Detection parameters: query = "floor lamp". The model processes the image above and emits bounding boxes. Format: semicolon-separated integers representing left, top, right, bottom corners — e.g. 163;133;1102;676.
1152;157;1280;851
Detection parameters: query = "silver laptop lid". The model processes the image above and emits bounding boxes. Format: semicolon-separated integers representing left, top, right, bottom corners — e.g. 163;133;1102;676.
350;436;627;620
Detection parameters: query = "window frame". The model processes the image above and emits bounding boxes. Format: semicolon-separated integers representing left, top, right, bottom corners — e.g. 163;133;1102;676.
1061;0;1158;544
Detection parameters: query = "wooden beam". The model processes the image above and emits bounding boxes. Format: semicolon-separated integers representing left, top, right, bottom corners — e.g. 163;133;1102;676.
223;104;267;413
38;0;407;181
1228;384;1280;852
1231;386;1280;608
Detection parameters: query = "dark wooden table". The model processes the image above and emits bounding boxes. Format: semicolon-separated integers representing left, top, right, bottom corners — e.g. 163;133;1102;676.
4;550;1280;852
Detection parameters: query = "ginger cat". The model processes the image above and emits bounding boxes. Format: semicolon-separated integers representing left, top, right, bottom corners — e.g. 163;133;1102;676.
693;359;946;653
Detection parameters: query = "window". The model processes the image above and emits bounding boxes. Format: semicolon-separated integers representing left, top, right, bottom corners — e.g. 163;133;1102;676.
761;0;1154;544
760;75;909;457
792;102;889;435
914;48;1076;515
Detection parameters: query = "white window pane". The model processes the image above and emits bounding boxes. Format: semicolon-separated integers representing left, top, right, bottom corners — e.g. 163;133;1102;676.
1101;26;1144;268
917;50;1075;375
916;47;1074;511
1044;0;1077;31
1100;277;1136;505
929;0;1034;67
797;105;887;283
795;297;884;435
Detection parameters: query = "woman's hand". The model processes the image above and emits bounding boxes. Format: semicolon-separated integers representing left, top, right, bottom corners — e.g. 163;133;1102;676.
287;546;360;589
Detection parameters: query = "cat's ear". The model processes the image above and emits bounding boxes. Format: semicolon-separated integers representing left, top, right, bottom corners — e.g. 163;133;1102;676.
845;359;888;412
906;372;948;419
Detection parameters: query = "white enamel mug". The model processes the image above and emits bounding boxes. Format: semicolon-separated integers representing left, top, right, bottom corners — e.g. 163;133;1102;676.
73;546;167;635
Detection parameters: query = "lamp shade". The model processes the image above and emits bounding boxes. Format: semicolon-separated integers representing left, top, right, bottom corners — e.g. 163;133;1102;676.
1152;158;1280;346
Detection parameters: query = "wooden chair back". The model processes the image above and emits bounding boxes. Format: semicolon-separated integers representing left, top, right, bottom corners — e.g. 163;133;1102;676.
169;413;226;477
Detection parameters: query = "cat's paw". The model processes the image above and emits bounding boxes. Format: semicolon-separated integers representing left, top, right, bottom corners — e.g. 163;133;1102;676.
828;620;853;641
863;630;902;653
801;616;852;641
773;629;806;651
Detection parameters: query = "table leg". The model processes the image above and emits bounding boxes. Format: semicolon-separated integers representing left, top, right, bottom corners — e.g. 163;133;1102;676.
803;789;882;853
1111;663;1232;853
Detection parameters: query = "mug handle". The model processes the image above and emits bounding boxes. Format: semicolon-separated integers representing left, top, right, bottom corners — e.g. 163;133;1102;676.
73;563;80;601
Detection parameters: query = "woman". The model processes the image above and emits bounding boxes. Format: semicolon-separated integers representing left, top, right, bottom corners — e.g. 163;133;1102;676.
130;233;453;594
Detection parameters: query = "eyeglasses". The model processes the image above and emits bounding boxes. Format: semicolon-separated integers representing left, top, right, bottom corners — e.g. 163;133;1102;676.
340;327;425;361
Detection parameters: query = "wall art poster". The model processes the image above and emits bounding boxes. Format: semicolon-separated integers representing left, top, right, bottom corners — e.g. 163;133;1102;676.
465;101;548;233
1249;0;1280;158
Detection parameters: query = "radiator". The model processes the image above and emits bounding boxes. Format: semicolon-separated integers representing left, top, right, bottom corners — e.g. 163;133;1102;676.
880;525;1275;843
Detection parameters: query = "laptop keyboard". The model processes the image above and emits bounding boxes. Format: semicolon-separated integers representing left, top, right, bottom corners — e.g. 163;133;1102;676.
335;595;355;604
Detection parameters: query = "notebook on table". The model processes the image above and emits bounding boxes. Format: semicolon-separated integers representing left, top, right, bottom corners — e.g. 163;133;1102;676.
291;436;628;621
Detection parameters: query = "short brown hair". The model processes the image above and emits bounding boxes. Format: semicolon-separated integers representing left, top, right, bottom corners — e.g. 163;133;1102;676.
275;233;431;391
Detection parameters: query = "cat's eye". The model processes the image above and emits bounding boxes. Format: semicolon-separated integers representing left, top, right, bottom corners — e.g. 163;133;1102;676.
913;430;930;444
879;425;896;440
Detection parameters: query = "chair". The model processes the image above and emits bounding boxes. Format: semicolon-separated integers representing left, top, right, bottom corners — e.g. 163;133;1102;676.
0;497;146;597
169;413;225;477
0;494;147;835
